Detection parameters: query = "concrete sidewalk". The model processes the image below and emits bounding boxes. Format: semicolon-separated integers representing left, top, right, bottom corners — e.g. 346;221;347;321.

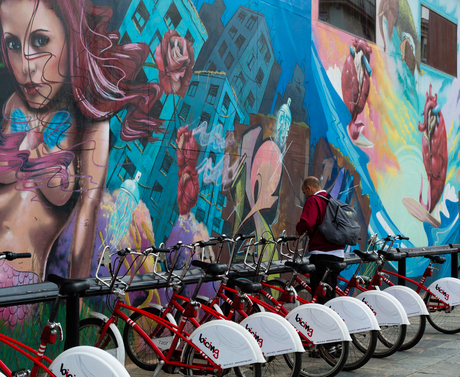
125;322;460;377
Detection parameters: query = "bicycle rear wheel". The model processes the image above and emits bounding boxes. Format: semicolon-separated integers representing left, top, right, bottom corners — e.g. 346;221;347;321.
372;324;406;358
182;342;262;377
342;330;377;371
424;292;460;334
295;340;348;377
123;307;174;371
399;315;426;351
79;317;119;359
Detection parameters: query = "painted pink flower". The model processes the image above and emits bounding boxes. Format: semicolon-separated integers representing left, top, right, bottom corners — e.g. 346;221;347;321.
155;31;195;98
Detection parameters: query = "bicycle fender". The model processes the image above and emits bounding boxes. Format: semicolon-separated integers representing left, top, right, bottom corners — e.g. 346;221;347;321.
48;346;129;377
239;312;304;356
285;303;352;344
185;320;266;368
195;295;225;315
384;286;429;316
427;277;460;306
326;297;380;333
146;304;178;326
356;291;410;326
88;311;126;365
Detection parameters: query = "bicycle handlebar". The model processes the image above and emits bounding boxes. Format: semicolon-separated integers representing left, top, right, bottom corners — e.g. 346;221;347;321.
0;252;31;261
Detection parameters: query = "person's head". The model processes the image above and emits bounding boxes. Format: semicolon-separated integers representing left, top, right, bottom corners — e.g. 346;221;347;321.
0;0;68;109
302;176;321;199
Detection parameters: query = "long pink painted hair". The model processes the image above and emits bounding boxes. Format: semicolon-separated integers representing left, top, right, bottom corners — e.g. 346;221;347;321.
0;0;162;190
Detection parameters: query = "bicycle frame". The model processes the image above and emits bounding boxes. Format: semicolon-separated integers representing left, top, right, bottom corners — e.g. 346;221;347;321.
0;333;55;377
94;296;223;373
366;260;452;311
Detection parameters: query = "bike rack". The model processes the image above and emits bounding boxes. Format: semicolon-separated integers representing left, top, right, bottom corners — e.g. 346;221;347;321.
0;243;459;349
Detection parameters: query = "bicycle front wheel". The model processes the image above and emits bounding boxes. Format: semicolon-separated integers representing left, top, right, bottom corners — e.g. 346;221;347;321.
373;324;406;358
123;307;174;371
424;292;460;334
182;342;263;377
79;317;119;359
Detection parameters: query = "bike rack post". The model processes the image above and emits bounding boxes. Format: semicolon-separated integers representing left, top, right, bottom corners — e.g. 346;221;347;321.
64;293;81;350
450;245;458;278
396;248;406;286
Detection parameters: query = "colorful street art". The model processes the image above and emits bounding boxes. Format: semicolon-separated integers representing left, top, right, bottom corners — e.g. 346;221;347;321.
0;0;459;363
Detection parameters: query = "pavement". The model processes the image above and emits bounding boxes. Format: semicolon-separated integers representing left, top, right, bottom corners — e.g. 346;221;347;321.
124;321;460;377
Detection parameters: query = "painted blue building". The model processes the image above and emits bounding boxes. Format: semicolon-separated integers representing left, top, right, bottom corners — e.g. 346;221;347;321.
202;6;275;124
106;0;208;194
143;71;245;244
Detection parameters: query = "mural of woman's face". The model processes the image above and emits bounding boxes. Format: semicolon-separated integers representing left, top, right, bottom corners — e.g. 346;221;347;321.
0;0;68;109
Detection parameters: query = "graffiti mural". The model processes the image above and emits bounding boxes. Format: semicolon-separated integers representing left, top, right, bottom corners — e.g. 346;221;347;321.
0;0;459;364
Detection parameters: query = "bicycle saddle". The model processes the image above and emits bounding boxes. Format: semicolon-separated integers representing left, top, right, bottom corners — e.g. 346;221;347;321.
228;278;262;293
354;250;378;262
285;261;316;274
47;274;90;295
325;261;347;272
379;250;407;261
191;260;228;276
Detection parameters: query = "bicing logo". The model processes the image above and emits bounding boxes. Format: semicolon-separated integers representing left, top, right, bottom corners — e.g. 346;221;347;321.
295;313;314;337
245;323;264;347
361;298;377;316
60;364;75;377
435;284;450;300
199;333;220;359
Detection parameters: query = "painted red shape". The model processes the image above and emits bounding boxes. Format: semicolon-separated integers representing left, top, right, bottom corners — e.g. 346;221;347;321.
176;126;199;216
418;85;448;213
341;39;373;141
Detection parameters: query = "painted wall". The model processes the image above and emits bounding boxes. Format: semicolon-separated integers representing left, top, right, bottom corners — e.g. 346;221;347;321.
0;0;458;364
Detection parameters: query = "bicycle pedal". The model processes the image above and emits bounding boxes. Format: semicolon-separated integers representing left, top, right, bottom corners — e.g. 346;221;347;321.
11;370;30;377
308;350;321;359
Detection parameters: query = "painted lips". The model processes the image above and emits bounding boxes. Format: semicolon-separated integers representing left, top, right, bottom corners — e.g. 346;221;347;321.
22;82;41;94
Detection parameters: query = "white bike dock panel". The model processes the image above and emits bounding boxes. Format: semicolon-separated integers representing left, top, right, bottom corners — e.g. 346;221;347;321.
327;296;380;333
384;286;429;316
427;278;460;306
285;303;351;344
187;320;265;369
356;291;410;326
48;346;129;377
240;312;304;356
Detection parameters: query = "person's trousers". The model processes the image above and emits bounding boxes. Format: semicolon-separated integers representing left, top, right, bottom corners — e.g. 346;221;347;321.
309;254;344;304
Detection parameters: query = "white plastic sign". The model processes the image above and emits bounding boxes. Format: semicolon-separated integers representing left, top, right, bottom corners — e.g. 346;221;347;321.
285;303;351;344
188;320;265;369
356;290;410;326
48;346;130;377
240;312;304;356
427;278;460;306
384;286;429;316
327;296;380;333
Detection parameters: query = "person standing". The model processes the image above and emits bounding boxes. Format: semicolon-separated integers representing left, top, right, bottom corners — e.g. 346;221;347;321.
296;176;345;304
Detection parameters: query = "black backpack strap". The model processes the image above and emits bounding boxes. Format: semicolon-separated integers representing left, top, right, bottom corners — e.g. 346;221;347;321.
312;194;329;237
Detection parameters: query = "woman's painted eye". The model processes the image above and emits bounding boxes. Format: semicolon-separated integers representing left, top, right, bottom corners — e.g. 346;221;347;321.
5;36;20;51
32;34;49;48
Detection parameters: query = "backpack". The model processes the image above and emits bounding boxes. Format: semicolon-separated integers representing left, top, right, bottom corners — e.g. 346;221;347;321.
316;195;361;246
